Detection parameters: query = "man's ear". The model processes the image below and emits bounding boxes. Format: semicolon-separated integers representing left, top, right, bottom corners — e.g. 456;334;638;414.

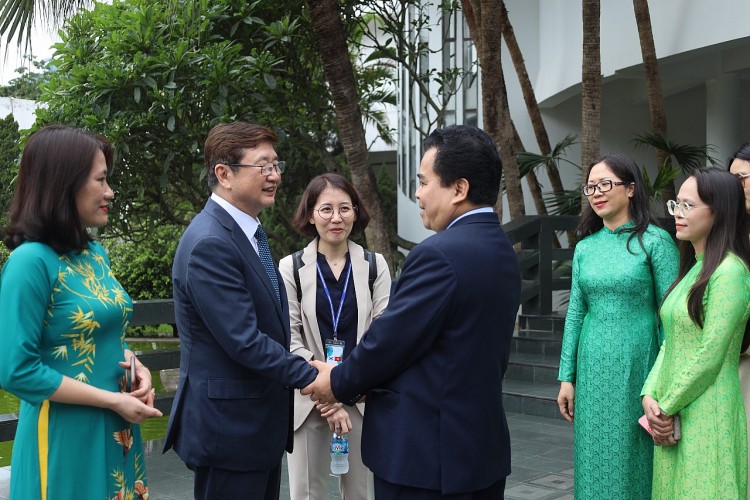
453;178;470;204
215;163;231;188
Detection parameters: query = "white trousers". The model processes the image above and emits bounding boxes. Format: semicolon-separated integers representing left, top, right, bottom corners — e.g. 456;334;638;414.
287;405;373;500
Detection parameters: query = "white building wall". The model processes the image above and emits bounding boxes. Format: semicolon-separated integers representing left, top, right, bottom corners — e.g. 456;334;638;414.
0;97;42;130
397;0;750;244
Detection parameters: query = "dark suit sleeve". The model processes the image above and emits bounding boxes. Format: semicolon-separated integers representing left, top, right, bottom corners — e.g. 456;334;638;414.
186;235;316;388
331;243;456;402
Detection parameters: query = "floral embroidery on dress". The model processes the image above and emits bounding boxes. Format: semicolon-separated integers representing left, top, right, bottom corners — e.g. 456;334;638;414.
111;453;149;499
113;428;133;455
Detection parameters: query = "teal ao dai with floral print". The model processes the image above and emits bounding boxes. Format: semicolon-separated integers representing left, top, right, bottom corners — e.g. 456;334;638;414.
0;241;149;500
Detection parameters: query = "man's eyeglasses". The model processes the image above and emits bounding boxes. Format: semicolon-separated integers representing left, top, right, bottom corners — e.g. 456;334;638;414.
733;172;750;187
315;204;356;220
228;161;286;176
581;180;631;196
666;200;710;217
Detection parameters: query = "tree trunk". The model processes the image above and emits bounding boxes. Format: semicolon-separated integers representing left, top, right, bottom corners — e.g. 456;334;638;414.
305;0;390;258
499;1;566;200
633;0;675;201
464;0;525;219
581;0;601;174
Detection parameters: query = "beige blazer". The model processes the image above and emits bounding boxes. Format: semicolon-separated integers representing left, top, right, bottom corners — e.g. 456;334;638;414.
279;238;391;430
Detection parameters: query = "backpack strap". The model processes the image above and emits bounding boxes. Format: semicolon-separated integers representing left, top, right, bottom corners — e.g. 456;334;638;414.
364;249;377;298
292;250;304;303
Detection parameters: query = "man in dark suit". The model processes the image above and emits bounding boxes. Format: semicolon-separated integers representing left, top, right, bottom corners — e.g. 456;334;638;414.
303;125;521;499
164;122;318;500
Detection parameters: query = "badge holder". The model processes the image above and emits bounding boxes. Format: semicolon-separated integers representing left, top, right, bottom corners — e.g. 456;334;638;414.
325;339;345;366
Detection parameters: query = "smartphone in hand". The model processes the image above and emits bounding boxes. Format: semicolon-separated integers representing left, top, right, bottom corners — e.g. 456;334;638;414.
128;356;137;392
638;415;654;436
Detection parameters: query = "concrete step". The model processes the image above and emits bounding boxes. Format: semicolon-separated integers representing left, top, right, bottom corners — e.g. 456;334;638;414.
502;379;563;420
518;313;566;334
505;352;560;385
511;330;562;357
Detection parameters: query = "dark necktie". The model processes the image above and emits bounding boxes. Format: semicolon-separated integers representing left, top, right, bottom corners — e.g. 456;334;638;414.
254;225;280;301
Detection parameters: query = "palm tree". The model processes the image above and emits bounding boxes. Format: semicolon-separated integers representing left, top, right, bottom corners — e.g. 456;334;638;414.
462;0;525;219
304;0;390;258
632;0;675;201
0;0;87;50
581;0;601;171
499;1;567;203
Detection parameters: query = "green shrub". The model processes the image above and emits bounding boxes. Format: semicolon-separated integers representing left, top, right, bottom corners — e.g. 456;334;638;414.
103;225;182;300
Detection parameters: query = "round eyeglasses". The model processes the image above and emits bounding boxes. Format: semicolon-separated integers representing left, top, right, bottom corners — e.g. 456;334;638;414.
582;180;631;196
315;204;356;220
666;200;710;217
228;161;286;176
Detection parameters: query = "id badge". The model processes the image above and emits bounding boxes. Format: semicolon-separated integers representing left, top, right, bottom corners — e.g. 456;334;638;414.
325;339;345;366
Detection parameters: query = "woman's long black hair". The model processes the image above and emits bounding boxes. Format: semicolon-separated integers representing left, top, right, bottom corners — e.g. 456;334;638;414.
664;168;750;335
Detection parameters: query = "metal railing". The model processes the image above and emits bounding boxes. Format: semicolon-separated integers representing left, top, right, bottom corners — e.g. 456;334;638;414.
503;215;579;317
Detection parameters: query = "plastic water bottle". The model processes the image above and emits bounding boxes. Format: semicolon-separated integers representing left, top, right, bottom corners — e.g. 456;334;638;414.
330;432;349;475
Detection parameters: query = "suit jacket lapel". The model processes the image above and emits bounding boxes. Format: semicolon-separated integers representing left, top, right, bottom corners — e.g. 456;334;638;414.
300;240;325;355
205;199;285;321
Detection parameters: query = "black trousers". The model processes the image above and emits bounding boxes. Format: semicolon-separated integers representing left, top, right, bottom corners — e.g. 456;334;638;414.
189;462;281;500
374;475;506;500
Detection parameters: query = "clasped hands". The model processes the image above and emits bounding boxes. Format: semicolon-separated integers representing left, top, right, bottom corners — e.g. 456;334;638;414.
301;360;352;433
115;354;163;424
642;395;677;446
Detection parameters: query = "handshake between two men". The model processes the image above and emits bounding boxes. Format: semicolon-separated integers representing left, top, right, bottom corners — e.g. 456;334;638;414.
301;360;359;436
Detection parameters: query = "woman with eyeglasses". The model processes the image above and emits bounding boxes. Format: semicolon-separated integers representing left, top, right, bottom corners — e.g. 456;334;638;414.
279;173;391;500
641;168;750;498
728;142;750;496
557;153;678;499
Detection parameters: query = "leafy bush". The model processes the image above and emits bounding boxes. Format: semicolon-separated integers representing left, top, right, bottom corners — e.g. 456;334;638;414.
102;225;182;300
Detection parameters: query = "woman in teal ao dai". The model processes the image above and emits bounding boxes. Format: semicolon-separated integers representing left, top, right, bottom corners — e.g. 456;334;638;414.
642;168;750;499
557;154;678;499
0;126;162;499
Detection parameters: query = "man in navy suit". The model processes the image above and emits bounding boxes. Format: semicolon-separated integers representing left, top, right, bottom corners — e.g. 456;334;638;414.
164;122;318;500
303;125;521;499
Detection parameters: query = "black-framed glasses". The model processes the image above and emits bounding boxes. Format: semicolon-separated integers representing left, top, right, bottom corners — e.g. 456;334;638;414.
733;172;750;187
228;161;286;176
315;204;356;220
666;200;710;217
582;180;631;196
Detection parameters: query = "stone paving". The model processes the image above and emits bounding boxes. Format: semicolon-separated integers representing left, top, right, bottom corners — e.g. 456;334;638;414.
0;412;574;499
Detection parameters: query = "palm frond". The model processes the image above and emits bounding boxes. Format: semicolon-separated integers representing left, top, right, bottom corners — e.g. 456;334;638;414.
0;0;89;50
633;132;719;173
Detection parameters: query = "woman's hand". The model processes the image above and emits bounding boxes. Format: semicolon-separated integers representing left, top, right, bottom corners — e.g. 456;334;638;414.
112;391;163;424
316;401;343;418
642;395;677;446
557;382;576;422
121;352;154;406
327;407;353;435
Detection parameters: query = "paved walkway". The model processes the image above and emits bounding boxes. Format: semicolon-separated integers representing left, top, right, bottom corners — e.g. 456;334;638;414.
0;412;574;500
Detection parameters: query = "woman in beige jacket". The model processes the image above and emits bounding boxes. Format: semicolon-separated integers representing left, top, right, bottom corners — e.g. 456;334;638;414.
279;173;391;500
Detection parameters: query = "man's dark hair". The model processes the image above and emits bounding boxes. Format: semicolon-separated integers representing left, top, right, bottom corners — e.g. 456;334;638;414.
4;125;114;253
422;125;502;206
204;122;278;191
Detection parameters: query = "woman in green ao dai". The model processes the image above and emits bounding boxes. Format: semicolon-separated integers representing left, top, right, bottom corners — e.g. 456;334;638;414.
557;154;678;499
642;168;750;499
